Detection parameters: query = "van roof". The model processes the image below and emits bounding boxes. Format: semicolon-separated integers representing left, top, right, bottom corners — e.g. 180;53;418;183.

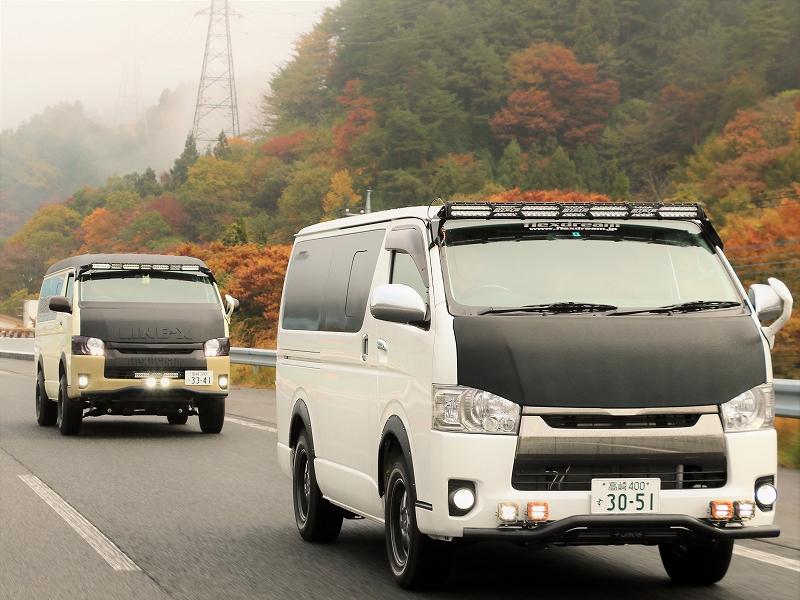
45;254;209;276
296;206;433;237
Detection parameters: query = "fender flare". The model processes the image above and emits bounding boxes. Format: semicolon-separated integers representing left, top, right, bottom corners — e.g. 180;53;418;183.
378;415;415;498
289;398;312;451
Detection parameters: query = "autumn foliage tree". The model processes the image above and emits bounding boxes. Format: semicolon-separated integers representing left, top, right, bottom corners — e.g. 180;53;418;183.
490;43;619;149
174;242;292;348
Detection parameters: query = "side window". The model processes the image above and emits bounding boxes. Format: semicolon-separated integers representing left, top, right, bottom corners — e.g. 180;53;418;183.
391;252;427;301
38;274;66;323
323;229;385;333
65;274;75;302
281;238;335;331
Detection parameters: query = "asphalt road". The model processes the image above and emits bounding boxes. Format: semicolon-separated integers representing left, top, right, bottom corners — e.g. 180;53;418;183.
1;357;798;600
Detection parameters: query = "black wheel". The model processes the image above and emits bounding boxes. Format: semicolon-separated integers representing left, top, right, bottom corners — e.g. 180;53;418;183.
659;540;734;585
36;370;57;426
167;412;189;425
198;397;225;433
385;457;449;589
292;430;343;542
56;373;82;436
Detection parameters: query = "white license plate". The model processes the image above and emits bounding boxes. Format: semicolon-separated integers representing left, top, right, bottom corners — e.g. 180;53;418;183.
591;478;660;514
185;370;213;386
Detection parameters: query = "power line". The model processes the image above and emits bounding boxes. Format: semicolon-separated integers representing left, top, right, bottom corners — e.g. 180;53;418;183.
729;251;800;264
730;258;800;269
725;237;800;251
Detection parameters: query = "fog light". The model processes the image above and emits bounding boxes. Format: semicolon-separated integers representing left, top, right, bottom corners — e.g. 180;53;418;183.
146;377;156;388
734;500;756;520
497;502;519;524
218;375;228;389
452;488;475;511
527;502;549;521
755;484;778;506
160;377;170;387
710;500;734;520
77;375;89;389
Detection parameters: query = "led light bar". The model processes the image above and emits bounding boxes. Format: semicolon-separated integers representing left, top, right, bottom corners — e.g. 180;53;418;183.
444;202;702;221
134;372;180;379
89;263;202;272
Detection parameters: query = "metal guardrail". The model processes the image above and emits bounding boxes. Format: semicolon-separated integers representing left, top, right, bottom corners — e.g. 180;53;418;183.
230;347;277;368
775;379;800;418
1;338;797;417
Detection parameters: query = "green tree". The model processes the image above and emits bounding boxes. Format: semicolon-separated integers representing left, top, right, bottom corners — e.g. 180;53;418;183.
496;139;524;189
168;133;199;190
574;145;603;191
541;146;578;190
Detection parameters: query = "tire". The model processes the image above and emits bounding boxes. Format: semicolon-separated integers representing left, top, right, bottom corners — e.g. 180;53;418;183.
56;373;82;436
659;540;734;585
385;457;449;589
292;430;343;542
36;370;57;426
167;412;189;425
198;397;225;433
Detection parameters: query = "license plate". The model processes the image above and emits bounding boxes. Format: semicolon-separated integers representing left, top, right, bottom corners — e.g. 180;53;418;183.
591;478;660;514
185;370;213;386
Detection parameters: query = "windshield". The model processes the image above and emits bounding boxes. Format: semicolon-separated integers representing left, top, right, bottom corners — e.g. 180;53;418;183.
79;271;220;304
442;221;739;312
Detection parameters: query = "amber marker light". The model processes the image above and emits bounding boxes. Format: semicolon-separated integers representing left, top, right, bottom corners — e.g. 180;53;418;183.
710;500;734;520
734;500;756;520
497;502;519;524
527;502;549;521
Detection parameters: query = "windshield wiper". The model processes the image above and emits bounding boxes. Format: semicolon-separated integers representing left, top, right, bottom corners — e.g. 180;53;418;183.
477;302;618;315
610;300;742;316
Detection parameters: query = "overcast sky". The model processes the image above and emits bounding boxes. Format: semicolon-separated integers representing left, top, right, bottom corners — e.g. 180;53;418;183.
0;0;337;132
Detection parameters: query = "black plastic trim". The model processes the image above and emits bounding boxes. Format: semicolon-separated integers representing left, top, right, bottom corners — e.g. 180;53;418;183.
379;415;415;498
463;515;780;544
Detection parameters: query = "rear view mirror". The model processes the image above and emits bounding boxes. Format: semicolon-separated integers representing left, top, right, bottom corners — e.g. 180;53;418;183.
48;296;72;314
370;284;427;324
225;294;240;315
748;278;793;348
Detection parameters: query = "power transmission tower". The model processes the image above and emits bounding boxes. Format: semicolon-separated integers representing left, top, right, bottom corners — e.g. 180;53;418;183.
114;57;147;137
193;0;241;150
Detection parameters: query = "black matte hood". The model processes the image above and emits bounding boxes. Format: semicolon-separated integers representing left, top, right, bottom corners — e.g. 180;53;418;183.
79;303;225;343
453;313;766;408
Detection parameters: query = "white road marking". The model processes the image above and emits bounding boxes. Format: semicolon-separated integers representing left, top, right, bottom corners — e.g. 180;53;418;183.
226;416;277;432
734;545;800;572
19;474;140;572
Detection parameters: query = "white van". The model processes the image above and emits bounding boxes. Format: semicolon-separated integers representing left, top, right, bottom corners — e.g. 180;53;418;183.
275;202;792;589
35;254;238;436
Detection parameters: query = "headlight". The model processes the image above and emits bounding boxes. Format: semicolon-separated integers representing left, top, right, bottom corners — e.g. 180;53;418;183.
72;336;105;356
720;383;774;432
433;385;520;434
204;338;230;357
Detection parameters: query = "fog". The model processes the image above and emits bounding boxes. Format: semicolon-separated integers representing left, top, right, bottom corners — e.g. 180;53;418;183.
1;0;337;155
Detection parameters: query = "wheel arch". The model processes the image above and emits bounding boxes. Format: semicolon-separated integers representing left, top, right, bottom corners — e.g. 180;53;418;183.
289;398;312;451
378;415;415;498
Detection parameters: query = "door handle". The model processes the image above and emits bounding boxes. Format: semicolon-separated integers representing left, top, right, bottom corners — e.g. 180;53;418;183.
377;339;388;352
361;334;368;361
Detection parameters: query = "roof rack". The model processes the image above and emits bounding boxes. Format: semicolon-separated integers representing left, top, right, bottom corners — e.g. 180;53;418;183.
435;202;724;249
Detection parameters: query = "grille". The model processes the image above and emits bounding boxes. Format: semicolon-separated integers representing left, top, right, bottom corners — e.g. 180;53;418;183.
113;348;196;355
541;414;701;429
105;368;187;379
511;458;727;491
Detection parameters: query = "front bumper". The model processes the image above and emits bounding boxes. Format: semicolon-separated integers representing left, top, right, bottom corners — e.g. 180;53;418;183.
464;514;780;545
68;355;230;400
422;427;778;541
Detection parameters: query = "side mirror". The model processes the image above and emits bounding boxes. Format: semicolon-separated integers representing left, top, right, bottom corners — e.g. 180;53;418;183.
370;284;427;324
748;284;782;321
48;296;72;314
225;294;240;315
749;278;793;349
